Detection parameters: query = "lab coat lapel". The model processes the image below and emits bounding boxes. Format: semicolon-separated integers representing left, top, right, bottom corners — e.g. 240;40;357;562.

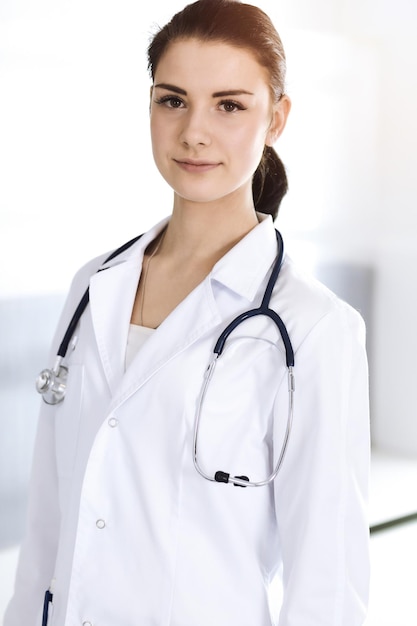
88;218;169;396
88;214;278;409
87;231;223;408
108;277;222;412
89;256;142;395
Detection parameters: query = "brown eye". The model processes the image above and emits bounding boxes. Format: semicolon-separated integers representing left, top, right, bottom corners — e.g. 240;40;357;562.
155;96;185;109
167;97;184;108
219;100;246;113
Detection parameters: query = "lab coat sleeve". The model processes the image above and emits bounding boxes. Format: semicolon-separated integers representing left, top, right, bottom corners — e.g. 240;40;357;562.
3;259;102;626
274;303;370;625
3;398;60;626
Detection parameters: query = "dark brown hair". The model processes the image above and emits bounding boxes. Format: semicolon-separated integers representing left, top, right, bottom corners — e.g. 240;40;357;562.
148;0;289;219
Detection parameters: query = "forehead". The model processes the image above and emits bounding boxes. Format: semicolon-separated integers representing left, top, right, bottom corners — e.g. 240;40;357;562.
154;38;270;94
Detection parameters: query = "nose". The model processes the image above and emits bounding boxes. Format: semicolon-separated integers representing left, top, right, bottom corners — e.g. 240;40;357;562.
179;107;212;148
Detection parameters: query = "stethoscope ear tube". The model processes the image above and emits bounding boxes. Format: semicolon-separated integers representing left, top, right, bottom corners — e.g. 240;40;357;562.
213;230;293;367
193;360;295;488
193;229;295;487
213;308;294;367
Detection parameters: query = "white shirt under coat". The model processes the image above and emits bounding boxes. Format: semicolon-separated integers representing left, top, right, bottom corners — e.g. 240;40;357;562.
5;215;370;626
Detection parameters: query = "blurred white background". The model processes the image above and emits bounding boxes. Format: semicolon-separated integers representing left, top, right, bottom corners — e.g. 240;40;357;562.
1;0;417;624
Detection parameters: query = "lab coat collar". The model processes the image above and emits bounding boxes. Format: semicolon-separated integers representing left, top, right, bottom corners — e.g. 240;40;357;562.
88;216;220;402
209;214;278;302
98;217;171;272
98;213;278;298
88;214;279;403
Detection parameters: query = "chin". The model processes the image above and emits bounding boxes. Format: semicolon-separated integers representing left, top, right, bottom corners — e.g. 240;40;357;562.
170;182;232;206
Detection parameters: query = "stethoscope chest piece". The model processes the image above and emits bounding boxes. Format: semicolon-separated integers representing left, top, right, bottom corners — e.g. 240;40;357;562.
36;358;68;405
36;233;144;406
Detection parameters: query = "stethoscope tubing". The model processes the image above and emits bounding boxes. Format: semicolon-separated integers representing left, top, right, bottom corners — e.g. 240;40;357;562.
36;228;295;487
213;307;294;367
214;231;293;366
57;234;143;359
193;230;295;487
193;356;294;488
36;234;143;404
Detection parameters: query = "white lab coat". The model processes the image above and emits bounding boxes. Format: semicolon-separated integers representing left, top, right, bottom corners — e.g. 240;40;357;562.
5;215;370;626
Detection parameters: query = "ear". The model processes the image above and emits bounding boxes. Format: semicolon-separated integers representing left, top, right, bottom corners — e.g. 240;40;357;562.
266;94;291;147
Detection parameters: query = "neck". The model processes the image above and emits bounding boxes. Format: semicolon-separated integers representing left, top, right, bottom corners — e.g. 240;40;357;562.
162;190;259;264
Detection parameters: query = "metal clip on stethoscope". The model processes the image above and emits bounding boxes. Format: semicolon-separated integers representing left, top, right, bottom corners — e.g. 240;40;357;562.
193;229;295;488
36;230;294;487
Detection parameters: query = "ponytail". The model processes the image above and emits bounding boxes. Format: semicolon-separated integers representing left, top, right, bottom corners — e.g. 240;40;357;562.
252;147;288;220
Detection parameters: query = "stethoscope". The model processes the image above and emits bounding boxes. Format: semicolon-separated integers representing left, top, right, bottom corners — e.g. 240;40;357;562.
36;229;294;488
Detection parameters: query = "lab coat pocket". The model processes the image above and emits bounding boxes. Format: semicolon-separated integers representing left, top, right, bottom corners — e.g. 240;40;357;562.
54;363;84;478
196;338;283;483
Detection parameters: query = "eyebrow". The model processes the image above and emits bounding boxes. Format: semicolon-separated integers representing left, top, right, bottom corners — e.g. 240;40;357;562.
154;83;254;98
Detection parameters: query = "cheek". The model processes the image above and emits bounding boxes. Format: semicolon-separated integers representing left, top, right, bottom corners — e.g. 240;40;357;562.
150;116;163;154
150;111;173;152
150;122;172;174
226;123;267;169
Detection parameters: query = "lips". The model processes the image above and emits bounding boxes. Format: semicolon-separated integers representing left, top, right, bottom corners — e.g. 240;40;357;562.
174;158;221;173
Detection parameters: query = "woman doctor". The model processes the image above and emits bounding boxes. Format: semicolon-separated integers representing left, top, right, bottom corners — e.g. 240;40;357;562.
5;1;370;624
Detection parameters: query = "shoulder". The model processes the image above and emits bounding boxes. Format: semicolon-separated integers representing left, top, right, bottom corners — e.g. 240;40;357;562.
46;250;115;357
273;255;366;353
70;251;112;292
58;252;111;315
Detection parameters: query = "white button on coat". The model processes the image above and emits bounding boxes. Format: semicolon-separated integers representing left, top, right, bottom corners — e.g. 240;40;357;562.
4;216;370;626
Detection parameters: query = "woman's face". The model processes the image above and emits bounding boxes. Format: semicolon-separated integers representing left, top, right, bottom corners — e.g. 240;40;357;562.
150;38;289;209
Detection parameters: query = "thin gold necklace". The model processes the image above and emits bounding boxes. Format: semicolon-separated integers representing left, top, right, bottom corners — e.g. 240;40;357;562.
139;229;166;327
